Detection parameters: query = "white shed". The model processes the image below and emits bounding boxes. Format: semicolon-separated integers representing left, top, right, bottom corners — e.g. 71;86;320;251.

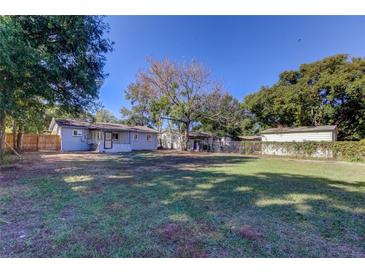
261;125;338;158
261;125;338;142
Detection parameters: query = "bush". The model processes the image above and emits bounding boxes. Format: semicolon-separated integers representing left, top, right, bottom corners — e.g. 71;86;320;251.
261;141;333;158
333;141;365;162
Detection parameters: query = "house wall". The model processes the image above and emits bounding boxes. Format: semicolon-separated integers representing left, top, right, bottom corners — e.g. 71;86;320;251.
61;127;91;151
130;132;158;150
51;123;60;135
97;131;132;153
161;132;182;150
261;131;335;142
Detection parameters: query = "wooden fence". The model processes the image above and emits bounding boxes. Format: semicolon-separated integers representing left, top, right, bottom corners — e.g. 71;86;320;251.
5;134;61;152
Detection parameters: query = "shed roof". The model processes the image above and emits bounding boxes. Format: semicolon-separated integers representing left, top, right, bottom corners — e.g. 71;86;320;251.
189;131;214;138
238;135;262;140
261;125;337;134
51;119;157;133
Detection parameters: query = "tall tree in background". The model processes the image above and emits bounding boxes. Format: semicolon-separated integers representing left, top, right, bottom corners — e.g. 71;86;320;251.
123;58;214;150
95;108;118;123
243;55;365;140
198;90;244;138
0;16;112;161
123;58;247;148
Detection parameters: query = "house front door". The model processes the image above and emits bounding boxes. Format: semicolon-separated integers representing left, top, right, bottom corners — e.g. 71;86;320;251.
104;132;112;149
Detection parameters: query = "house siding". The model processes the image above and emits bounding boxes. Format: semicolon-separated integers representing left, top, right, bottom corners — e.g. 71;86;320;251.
61;127;91;151
261;130;336;158
130;132;158;150
261;131;336;142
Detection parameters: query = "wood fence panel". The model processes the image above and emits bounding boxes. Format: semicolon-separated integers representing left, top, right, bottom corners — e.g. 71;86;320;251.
38;135;61;151
5;134;60;152
21;134;38;151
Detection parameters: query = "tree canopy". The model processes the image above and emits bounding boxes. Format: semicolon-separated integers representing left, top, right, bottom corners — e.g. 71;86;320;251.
122;58;244;149
243;55;365;140
95;108;118;123
0;16;112;160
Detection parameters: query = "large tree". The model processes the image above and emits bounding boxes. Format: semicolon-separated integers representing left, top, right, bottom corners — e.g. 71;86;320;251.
197;90;244;138
0;16;112;161
124;58;214;150
123;59;247;148
243;55;365;140
95;108;118;123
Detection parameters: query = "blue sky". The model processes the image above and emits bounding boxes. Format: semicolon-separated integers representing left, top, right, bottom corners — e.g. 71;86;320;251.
100;16;365;117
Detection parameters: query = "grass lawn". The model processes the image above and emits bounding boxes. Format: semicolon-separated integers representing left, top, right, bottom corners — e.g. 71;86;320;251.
0;151;364;257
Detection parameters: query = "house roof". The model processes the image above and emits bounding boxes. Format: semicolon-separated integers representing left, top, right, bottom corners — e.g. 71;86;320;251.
189;131;214;138
51;119;157;133
162;130;230;139
238;135;262;140
261;125;337;134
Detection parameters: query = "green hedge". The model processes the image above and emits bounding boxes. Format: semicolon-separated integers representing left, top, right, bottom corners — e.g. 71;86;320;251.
333;140;365;162
260;141;333;158
246;140;365;162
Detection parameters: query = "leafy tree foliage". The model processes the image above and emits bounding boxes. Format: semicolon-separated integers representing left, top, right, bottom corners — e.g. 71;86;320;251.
243;55;365;140
123;58;247;149
0;16;112;160
95;108;118;123
197;90;244;138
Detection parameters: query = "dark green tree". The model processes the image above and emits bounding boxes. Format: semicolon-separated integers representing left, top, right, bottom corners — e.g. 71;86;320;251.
198;90;244;138
0;16;112;161
243;55;365;140
95;108;118;123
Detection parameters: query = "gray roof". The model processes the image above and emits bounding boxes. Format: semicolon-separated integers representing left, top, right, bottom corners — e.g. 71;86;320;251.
189;131;214;138
238;135;262;140
261;125;337;134
52;119;157;133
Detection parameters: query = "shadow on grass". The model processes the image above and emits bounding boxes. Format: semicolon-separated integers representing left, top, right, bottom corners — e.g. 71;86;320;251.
1;151;364;258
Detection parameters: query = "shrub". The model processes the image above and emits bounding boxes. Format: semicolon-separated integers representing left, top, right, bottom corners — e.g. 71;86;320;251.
333;141;365;162
261;141;333;158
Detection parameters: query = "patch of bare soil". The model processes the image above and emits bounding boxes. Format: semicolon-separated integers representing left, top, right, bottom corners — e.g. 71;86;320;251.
156;222;211;257
239;224;264;241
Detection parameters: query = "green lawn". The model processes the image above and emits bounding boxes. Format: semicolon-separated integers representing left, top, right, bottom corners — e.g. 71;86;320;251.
1;151;364;257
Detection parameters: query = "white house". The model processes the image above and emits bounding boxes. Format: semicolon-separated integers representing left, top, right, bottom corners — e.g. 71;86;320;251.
160;130;231;152
261;125;338;157
49;118;158;153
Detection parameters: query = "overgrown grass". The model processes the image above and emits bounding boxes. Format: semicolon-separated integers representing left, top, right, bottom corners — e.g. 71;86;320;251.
0;152;364;257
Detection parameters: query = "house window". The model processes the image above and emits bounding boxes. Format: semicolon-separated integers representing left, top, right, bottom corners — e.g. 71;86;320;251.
134;134;138;140
72;129;83;136
146;135;152;142
112;133;119;141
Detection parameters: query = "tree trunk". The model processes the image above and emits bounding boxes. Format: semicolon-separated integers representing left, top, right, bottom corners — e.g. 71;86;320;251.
12;120;17;151
0;111;7;163
183;121;190;151
16;125;24;153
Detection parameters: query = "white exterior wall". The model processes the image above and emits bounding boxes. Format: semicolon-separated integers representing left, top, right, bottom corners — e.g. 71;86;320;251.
262;130;335;158
261;131;335;142
96;131;132;153
56;124;157;153
61;127;91;151
161;132;182;150
130;132;158;150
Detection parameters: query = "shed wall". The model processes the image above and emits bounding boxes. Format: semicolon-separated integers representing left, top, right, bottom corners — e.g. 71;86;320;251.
262;131;335;142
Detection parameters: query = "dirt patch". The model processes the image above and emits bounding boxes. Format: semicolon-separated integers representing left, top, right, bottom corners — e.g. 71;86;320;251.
156;222;210;257
239;225;263;241
175;240;208;258
157;223;183;242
